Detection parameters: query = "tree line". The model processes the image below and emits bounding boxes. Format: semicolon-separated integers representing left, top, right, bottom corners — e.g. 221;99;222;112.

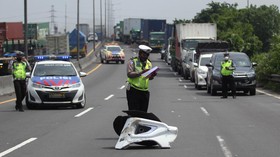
175;2;280;91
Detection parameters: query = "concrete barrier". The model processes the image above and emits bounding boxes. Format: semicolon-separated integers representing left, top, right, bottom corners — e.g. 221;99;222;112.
0;75;14;96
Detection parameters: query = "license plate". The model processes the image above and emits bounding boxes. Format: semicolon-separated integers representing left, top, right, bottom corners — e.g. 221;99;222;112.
49;92;65;98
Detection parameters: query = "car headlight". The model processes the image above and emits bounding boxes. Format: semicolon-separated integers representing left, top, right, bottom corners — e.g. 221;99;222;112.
71;82;81;88
247;71;256;77
197;68;206;75
32;82;44;88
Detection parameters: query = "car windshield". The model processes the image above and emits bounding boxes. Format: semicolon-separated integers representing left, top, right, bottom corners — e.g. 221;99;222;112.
107;46;121;52
200;57;211;66
214;53;251;67
33;64;77;76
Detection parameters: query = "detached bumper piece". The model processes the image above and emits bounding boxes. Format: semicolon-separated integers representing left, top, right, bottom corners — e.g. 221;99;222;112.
115;117;178;149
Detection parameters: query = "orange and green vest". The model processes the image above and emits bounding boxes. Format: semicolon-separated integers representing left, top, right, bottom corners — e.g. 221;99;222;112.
127;57;152;91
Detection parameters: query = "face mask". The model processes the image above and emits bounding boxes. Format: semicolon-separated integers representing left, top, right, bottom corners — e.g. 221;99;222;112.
224;56;229;60
16;57;22;62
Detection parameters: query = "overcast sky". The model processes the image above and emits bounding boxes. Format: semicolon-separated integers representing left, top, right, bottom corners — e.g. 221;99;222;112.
0;0;279;33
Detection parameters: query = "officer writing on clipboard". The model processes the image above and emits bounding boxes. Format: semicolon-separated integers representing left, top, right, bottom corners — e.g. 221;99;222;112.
126;45;158;112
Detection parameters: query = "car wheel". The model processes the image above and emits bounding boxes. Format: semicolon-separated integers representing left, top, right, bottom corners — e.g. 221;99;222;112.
106;60;109;64
76;94;86;109
121;61;125;64
211;83;217;96
25;95;36;109
250;88;256;96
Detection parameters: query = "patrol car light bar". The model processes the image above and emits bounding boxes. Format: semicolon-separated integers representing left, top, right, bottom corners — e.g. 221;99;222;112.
34;55;72;61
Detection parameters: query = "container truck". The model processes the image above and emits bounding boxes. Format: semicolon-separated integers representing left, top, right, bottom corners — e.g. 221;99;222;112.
46;34;69;55
123;18;142;44
0;22;24;56
172;23;217;81
69;29;87;58
77;23;90;38
141;19;166;52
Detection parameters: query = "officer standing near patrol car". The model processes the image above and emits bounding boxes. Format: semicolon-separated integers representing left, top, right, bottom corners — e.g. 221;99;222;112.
220;52;236;99
8;51;31;111
126;45;157;112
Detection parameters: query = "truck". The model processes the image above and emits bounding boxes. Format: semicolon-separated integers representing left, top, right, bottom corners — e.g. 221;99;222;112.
69;28;87;58
46;34;69;55
0;22;24;56
172;23;217;81
123;18;142;44
77;24;90;38
141;19;166;52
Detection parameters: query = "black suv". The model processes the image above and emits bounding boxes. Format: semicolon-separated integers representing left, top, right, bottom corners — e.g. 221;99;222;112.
206;52;257;96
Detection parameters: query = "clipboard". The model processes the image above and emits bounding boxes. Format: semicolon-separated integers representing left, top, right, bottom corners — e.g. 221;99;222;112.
141;66;159;78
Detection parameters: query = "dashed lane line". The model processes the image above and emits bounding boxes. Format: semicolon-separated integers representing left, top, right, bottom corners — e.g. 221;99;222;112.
104;94;114;100
74;107;94;118
217;136;233;157
200;107;210;116
0;137;37;157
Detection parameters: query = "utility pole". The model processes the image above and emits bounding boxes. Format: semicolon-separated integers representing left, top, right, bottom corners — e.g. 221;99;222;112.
77;0;82;70
100;0;103;41
93;0;95;51
105;0;107;39
24;0;28;58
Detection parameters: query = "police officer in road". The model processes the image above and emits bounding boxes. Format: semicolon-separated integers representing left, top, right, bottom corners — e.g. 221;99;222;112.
126;45;157;112
8;51;31;111
220;53;236;99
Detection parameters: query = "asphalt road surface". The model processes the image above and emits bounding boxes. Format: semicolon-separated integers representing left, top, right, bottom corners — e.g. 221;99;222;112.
0;44;280;157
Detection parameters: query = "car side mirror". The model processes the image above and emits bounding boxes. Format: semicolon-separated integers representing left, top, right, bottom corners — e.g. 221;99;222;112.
80;72;87;77
205;63;213;68
193;63;198;67
26;72;31;78
252;62;257;67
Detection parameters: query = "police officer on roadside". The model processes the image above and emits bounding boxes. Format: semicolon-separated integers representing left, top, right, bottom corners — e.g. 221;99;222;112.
220;52;236;99
126;45;157;112
8;51;31;111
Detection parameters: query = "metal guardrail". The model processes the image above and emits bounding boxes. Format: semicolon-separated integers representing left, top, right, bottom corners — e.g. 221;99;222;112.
268;74;280;83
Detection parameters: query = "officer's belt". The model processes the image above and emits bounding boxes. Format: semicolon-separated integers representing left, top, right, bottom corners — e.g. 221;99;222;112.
130;83;148;91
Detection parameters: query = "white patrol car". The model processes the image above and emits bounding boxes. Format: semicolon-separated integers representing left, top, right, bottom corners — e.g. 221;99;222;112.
25;55;87;109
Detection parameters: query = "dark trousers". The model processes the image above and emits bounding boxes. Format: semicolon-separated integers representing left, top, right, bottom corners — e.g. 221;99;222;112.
222;75;236;97
126;86;150;112
13;80;27;108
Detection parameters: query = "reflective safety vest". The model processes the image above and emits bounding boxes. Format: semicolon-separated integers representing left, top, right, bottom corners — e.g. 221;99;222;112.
13;61;27;80
221;60;233;76
127;58;152;91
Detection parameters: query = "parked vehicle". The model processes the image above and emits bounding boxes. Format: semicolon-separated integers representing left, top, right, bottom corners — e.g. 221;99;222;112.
194;53;212;89
25;55;87;109
206;52;257;96
173;23;217;79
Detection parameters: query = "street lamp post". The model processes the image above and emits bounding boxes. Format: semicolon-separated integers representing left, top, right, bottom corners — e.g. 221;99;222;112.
93;0;95;51
77;0;82;70
24;0;28;58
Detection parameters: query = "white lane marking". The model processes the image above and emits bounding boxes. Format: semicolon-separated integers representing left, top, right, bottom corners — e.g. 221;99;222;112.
169;67;173;71
179;78;182;82
104;94;114;100
173;72;177;76
257;89;280;100
74;107;94;118
0;137;37;157
184;85;188;89
120;85;125;90
200;107;210;116
217;136;233;157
